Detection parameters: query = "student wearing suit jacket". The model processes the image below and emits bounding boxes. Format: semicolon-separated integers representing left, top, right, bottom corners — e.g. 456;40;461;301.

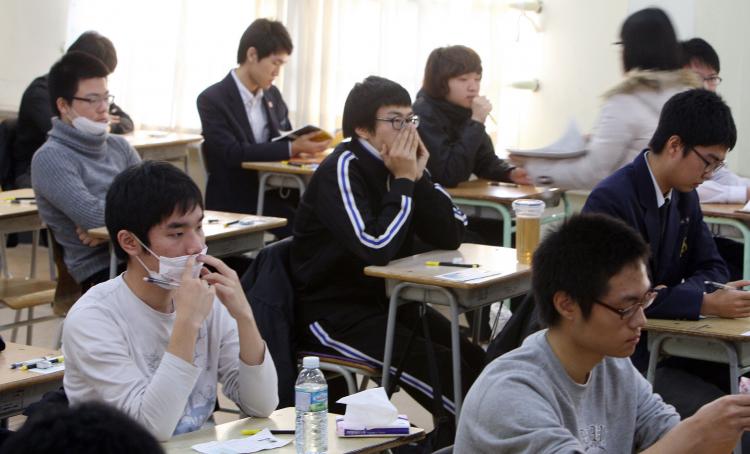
197;19;329;237
583;89;750;421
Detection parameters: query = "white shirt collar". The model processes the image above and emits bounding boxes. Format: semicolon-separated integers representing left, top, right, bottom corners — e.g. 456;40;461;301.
357;138;383;161
231;69;264;106
644;151;672;207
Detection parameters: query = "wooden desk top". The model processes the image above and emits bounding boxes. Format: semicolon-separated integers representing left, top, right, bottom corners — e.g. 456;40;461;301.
0;189;38;219
646;317;750;342
124;130;203;150
87;211;287;241
446;179;562;205
162;407;424;454
364;243;529;290
242;161;318;175
242;151;332;175
0;342;63;393
701;203;749;222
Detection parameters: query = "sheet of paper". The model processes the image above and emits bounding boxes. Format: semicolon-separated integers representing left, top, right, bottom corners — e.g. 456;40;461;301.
435;268;505;282
507;119;587;158
191;429;291;453
28;364;64;375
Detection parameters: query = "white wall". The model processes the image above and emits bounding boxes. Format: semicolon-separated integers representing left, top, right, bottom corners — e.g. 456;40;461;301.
0;0;70;111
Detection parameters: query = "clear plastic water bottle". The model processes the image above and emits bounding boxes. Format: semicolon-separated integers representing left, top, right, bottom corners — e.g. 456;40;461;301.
295;356;328;453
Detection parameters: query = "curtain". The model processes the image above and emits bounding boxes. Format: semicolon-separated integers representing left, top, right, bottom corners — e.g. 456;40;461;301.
66;0;530;147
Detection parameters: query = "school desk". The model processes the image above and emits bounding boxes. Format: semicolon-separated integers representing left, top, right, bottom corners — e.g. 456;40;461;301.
125;130;203;173
364;243;531;419
0;342;63;420
87;211;287;278
162;406;425;453
241;152;329;215
701;203;750;281
446;179;568;247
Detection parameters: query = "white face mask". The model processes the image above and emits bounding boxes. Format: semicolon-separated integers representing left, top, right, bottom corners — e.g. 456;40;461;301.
72;116;109;136
133;236;207;289
67;106;109;136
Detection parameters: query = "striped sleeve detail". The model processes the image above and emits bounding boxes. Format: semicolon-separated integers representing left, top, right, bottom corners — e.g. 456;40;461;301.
337;151;413;249
433;183;468;226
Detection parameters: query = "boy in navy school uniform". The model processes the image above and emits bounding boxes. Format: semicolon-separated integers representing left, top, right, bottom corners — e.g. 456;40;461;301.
583;89;750;418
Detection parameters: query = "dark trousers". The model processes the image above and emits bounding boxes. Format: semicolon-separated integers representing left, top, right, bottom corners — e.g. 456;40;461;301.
298;303;486;420
262;189;299;239
714;236;744;281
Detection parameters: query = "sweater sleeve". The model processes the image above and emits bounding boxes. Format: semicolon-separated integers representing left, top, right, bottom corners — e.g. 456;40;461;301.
197;91;290;165
215;304;279;417
315;151;415;266
632;365;680;450
62;306;202;442
31;149;106;230
108;102;135;134
697;168;750;203
412;174;466;249
524;96;637;190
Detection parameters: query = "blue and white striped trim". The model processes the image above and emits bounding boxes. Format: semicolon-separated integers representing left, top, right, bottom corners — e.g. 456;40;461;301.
337;151;412;249
309;321;456;414
433;183;468;225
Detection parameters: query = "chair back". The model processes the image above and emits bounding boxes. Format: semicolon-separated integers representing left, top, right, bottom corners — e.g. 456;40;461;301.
49;230;82;316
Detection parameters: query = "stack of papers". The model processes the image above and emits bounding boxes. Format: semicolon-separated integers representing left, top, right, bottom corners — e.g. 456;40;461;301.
336;415;410;437
507;120;587;159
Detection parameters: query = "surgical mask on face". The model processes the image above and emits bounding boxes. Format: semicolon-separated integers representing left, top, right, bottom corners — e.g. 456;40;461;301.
132;236;207;289
68;107;109;136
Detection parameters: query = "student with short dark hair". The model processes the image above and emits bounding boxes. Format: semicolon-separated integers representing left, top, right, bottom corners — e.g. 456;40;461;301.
14;31;133;188
516;7;702;190
291;75;484;430
583;88;750;416
456;213;750;453
682;38;722;89
31;51;140;292
0;401;164;454
62;161;278;441
412;45;528;188
197;19;329;236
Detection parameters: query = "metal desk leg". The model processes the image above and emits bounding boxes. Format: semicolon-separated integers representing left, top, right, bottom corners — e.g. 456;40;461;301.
704;216;750;281
108;242;117;279
448;293;463;419
256;172;271;216
645;333;666;384
381;283;408;393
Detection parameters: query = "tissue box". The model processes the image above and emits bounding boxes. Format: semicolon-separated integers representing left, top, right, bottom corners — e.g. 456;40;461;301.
335;415;410;437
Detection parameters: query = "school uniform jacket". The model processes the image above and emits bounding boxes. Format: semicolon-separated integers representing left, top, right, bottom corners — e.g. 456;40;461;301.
290;138;468;327
583;151;728;368
197;72;292;214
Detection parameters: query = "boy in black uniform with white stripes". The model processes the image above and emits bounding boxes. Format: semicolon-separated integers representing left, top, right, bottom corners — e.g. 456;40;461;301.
290;76;485;423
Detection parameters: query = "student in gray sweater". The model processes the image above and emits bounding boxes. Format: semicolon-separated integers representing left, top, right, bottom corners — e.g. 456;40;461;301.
455;214;750;453
31;52;140;291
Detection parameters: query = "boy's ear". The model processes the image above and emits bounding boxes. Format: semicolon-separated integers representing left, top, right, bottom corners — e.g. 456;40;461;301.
116;230;140;257
552;290;578;321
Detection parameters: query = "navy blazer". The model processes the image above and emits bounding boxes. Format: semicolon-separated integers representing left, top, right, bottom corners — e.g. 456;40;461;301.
197;71;292;214
583;151;728;320
583;151;728;369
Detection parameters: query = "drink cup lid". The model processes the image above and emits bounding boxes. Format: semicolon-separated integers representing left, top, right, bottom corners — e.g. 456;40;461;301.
303;356;320;369
512;198;545;215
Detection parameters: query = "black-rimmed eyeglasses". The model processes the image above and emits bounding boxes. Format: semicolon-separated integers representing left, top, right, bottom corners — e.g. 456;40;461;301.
691;147;726;175
72;94;115;107
594;289;657;320
375;115;420;130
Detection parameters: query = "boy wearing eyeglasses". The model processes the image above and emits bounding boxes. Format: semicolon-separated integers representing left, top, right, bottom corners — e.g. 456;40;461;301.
583;89;750;418
456;213;750;453
31;51;140;293
683;38;750;282
290;76;484;430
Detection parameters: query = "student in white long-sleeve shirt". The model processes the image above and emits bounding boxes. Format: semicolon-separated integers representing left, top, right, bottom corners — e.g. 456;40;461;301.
685;38;750;204
62;161;278;441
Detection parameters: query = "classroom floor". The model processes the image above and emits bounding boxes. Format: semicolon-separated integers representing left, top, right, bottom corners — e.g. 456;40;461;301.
1;243;435;433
